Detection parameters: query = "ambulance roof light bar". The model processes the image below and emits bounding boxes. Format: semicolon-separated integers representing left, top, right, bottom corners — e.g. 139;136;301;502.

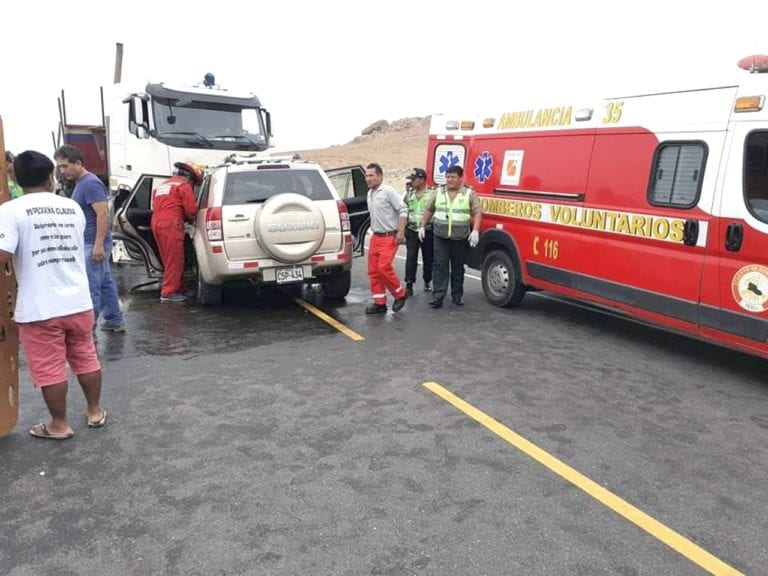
737;54;768;74
444;120;475;131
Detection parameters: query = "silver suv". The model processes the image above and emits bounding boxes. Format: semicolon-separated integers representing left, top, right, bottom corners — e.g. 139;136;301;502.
113;156;369;305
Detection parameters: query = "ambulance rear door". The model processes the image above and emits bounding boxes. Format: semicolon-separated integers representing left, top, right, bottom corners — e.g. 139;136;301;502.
701;114;768;355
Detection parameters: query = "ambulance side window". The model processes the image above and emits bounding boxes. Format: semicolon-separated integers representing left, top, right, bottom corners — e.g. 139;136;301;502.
744;131;768;223
648;142;707;209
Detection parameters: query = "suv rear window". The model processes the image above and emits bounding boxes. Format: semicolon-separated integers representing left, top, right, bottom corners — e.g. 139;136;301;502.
222;169;334;205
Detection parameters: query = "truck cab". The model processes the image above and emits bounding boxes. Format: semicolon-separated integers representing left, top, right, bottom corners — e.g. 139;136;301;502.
108;81;272;195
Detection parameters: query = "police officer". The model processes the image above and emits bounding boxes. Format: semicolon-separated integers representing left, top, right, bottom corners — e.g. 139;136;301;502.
403;168;434;296
420;165;481;308
151;162;201;303
5;151;23;199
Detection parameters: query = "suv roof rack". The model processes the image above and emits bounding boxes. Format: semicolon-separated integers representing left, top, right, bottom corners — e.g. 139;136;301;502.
222;153;304;166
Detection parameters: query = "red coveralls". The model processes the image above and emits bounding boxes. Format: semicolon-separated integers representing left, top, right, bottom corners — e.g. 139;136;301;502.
151;175;198;297
368;234;404;305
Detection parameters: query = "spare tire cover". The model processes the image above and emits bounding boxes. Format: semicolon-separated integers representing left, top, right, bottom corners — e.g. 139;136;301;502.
255;193;326;263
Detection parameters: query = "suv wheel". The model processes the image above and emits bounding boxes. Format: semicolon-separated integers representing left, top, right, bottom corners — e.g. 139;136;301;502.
197;269;223;306
321;270;351;300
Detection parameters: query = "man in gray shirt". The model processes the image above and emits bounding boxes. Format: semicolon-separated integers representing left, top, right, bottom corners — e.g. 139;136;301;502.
365;163;408;314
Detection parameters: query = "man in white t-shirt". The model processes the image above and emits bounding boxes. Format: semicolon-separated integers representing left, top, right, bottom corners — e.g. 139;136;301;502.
0;151;107;440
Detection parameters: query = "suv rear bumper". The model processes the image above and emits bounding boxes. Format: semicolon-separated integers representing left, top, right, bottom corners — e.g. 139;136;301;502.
196;238;353;286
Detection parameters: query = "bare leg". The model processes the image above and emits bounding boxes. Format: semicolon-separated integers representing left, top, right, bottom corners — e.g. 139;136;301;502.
39;381;71;435
76;369;104;423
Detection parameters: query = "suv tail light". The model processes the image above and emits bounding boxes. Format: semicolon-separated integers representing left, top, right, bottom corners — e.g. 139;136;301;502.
206;207;223;241
337;201;350;233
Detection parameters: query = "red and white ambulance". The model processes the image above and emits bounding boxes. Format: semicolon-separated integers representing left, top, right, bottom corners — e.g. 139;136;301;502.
425;60;768;358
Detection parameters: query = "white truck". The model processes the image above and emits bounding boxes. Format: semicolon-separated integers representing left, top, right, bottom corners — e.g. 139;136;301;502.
109;76;272;195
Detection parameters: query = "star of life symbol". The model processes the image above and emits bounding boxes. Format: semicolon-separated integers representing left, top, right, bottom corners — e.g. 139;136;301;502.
439;151;460;175
473;151;493;183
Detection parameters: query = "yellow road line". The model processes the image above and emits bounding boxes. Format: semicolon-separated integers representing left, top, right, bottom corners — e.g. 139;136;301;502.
294;298;364;342
423;382;743;576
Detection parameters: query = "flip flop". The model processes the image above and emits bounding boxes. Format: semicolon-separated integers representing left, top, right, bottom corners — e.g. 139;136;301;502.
29;423;74;441
87;410;108;428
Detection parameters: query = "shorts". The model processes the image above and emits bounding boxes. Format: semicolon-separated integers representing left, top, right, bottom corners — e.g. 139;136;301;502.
18;310;101;388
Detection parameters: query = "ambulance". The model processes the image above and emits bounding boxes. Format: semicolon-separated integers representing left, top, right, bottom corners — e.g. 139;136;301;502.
425;57;768;359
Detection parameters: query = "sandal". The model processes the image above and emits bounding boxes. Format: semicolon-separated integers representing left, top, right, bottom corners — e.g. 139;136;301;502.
87;410;108;428
29;423;74;441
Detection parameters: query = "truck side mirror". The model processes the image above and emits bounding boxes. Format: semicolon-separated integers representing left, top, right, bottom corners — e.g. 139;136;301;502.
127;95;151;139
263;109;272;138
128;99;138;136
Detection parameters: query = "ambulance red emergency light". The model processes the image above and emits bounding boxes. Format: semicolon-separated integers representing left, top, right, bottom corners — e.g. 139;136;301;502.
425;58;768;359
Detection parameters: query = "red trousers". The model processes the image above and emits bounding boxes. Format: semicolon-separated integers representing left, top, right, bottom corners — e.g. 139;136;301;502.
152;218;185;297
368;234;405;305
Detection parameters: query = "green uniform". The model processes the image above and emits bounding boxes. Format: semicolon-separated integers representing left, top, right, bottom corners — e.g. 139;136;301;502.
8;180;23;199
404;187;434;231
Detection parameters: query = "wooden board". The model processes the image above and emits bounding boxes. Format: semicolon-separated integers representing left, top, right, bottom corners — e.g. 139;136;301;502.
0;116;19;437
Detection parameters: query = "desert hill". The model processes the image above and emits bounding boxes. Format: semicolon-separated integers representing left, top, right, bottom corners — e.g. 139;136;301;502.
290;117;430;189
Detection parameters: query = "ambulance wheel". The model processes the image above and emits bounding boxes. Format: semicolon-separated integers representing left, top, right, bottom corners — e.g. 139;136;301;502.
482;249;525;308
197;270;223;306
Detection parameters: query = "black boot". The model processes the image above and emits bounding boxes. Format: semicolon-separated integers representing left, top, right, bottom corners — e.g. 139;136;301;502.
365;303;387;315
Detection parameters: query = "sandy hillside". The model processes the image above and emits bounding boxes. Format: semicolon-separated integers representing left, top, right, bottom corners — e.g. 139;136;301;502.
288;117;430;189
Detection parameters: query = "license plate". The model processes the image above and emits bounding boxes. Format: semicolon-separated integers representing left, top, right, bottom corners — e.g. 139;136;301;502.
276;266;304;284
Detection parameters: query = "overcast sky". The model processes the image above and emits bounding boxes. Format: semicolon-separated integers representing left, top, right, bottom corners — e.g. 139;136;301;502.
2;0;767;157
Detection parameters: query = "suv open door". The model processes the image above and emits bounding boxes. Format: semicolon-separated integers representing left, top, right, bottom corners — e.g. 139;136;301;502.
325;165;369;256
112;173;195;279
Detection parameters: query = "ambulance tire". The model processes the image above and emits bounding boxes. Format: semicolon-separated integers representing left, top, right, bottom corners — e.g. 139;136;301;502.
481;249;525;308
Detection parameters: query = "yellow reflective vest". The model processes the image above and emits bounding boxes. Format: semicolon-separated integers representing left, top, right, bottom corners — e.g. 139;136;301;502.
433;186;472;240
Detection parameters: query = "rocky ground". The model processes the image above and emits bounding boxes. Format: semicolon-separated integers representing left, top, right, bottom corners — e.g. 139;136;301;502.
288;116;430;188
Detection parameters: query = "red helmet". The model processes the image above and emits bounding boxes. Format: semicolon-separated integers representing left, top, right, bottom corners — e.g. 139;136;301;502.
174;161;204;185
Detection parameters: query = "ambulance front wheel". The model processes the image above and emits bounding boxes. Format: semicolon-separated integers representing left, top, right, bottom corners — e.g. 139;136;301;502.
481;249;525;308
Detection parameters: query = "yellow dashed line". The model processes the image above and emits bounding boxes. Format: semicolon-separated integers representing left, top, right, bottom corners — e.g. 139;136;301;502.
294;298;364;342
423;381;743;576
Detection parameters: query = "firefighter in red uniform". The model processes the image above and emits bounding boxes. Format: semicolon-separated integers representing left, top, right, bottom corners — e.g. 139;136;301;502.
151;162;202;302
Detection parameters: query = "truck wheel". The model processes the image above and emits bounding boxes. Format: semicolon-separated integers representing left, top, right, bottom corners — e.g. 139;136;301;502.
482;249;525;308
321;270;351;300
197;270;223;306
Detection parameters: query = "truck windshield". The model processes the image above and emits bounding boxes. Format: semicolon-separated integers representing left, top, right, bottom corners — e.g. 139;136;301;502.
152;97;267;151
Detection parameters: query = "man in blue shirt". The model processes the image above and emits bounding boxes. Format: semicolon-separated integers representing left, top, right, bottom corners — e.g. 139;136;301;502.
55;145;126;333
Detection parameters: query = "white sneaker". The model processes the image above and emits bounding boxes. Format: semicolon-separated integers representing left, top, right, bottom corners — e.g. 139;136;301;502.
160;293;187;303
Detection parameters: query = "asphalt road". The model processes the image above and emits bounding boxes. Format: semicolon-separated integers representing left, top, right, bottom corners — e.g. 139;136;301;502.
1;251;767;576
